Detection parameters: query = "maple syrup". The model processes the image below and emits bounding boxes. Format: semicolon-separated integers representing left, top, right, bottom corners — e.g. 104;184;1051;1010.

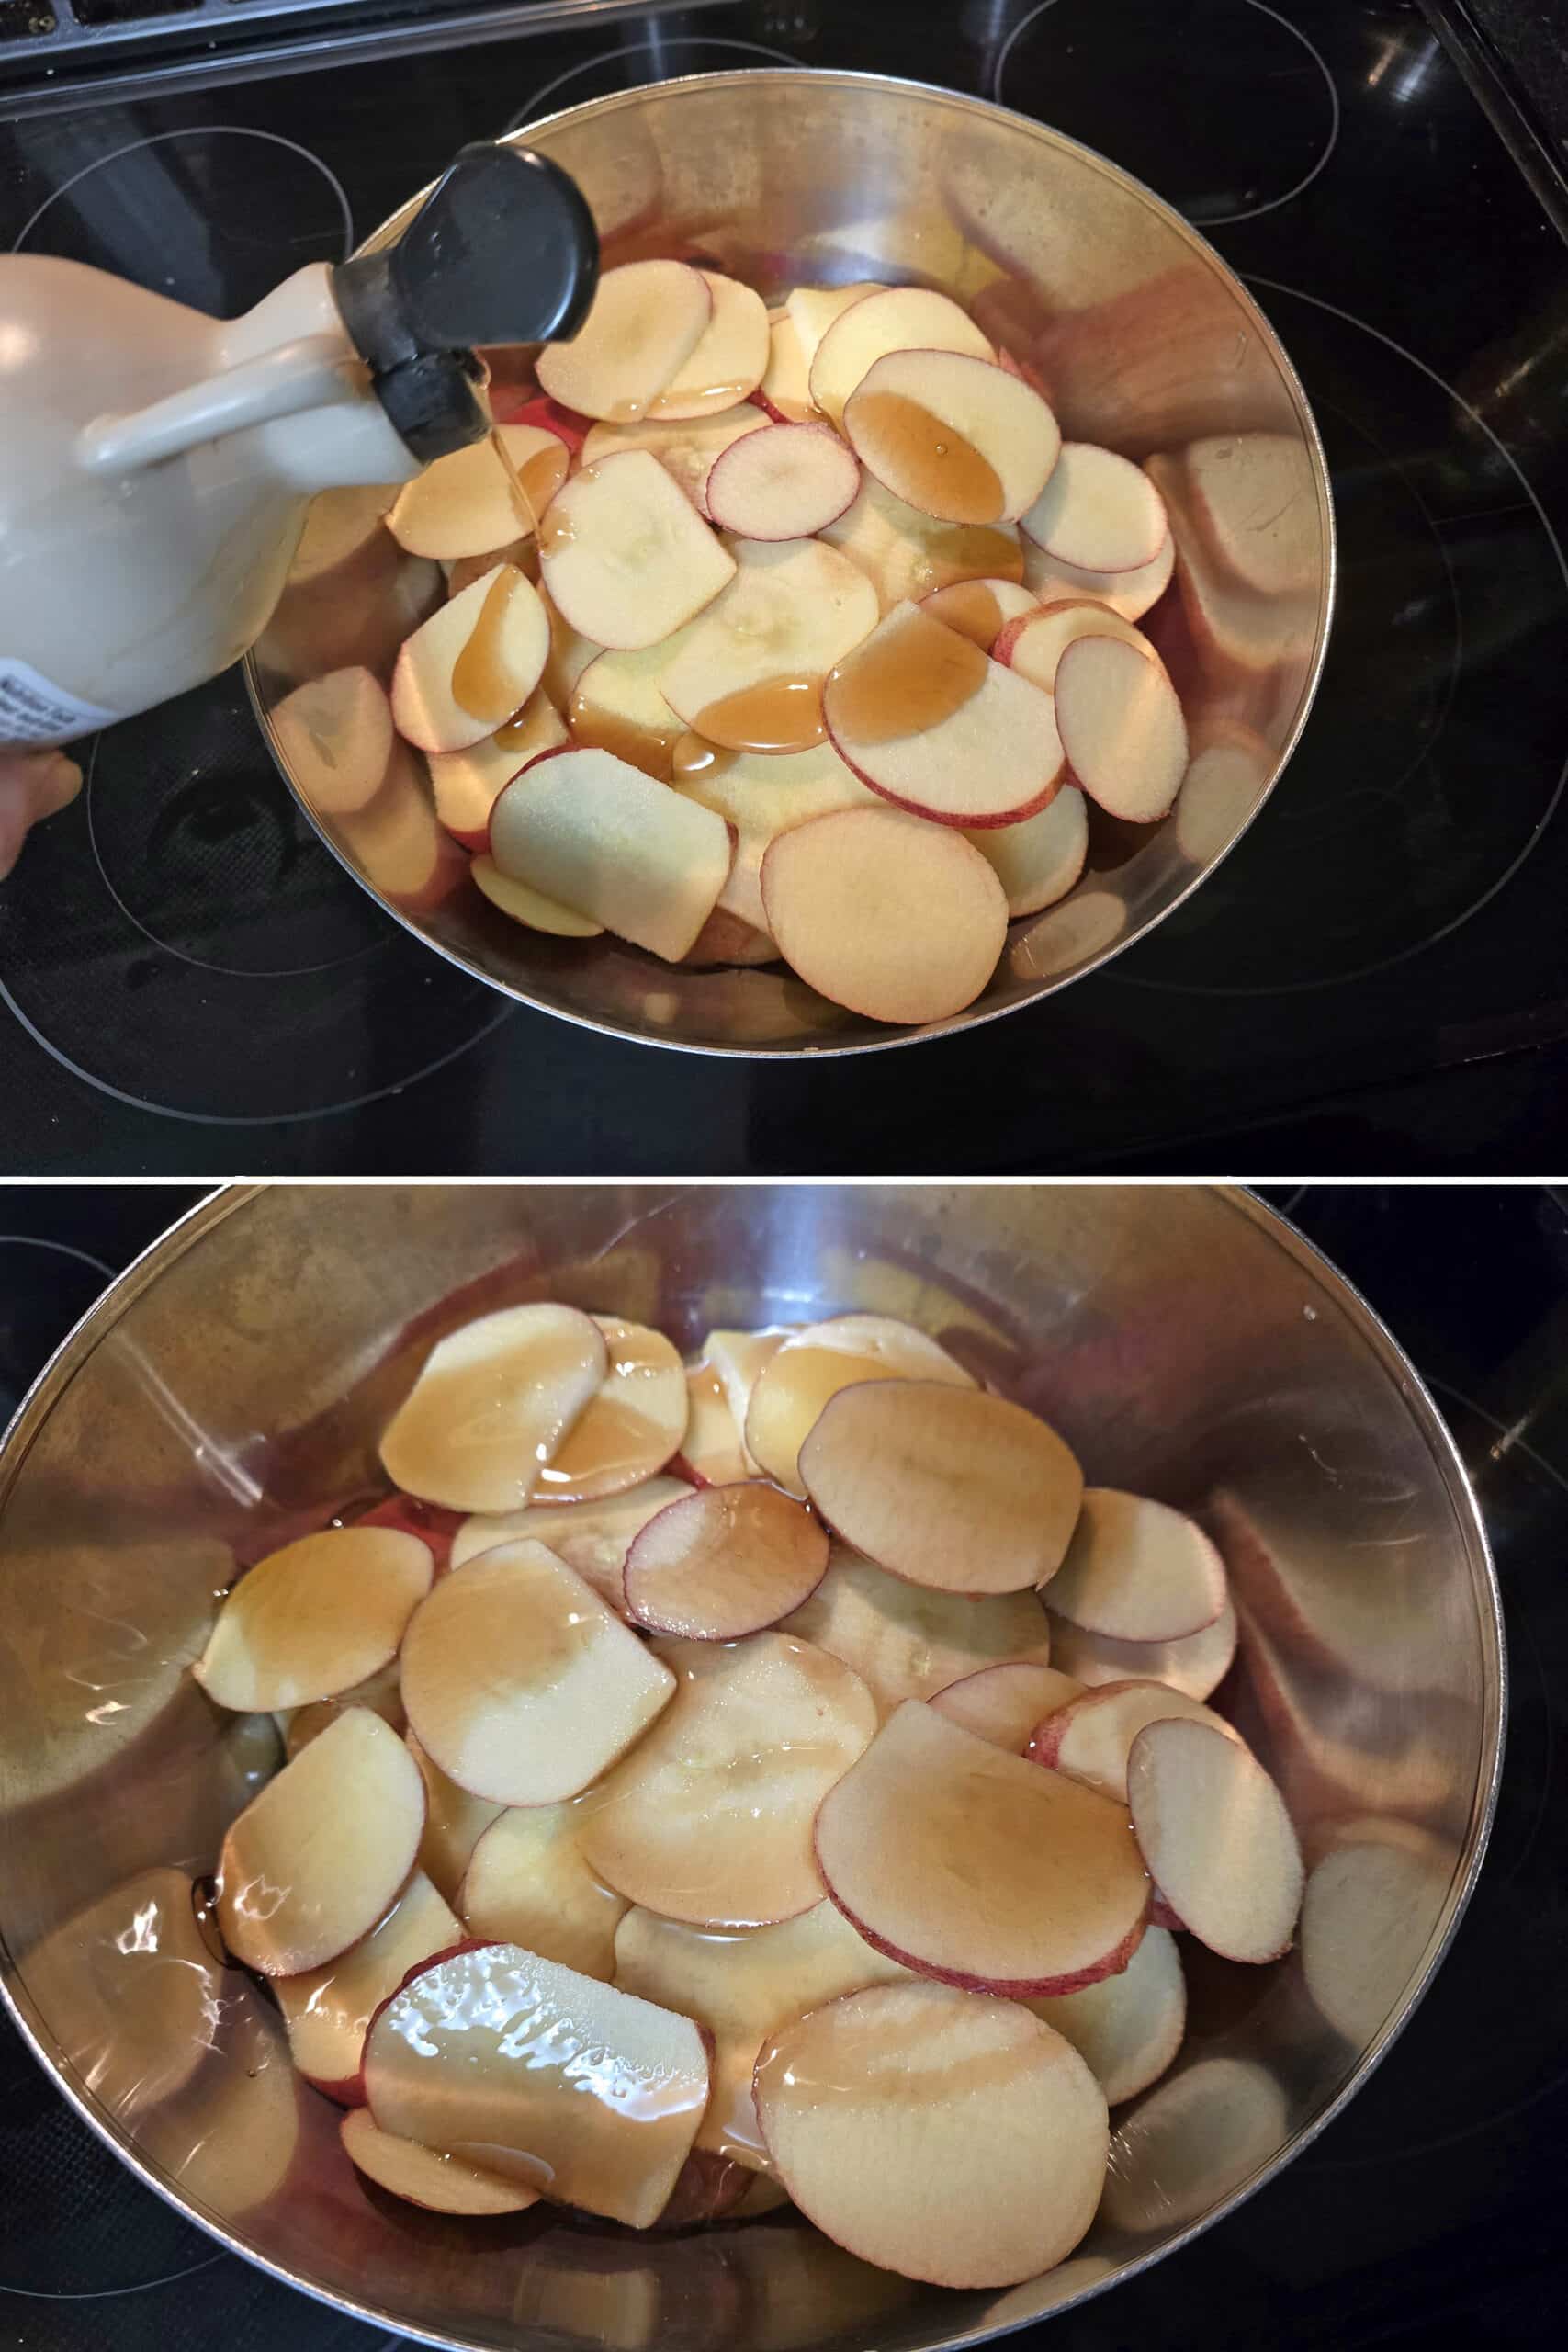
826;605;987;744
847;390;1004;525
451;565;530;723
925;580;1006;650
692;674;827;754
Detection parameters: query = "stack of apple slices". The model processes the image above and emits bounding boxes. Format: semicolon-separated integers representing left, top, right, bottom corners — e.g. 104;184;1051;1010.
277;258;1199;1024
192;1300;1300;2284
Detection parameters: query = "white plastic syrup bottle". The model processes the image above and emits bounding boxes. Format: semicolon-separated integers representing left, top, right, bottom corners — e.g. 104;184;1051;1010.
0;141;596;749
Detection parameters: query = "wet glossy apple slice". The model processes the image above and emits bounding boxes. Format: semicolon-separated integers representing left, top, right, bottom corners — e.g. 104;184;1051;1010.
1045;1591;1237;1702
781;1547;1054;1714
536;259;713;424
703;1329;787;1456
363;1939;709;2227
535;1316;688;1504
918;575;1039;651
388;424;569;560
538;448;736;649
448;1474;692;1614
379;1301;608;1515
390;563;550;753
660;537;878;750
1029;1677;1240;1802
757;311;812;423
844;349;1059;525
648;269;770;421
428;685;567;847
743;1313;975;1498
460;1803;628;1981
194;1525;432;1713
341;2106;539;2214
1020;441;1168;573
807;287;992;426
754;1980;1108;2287
929;1660;1084;1753
1026;1920;1185;2106
677;1363;751;1486
705;422;861;539
576;1632;876;1927
822;474;1024;611
966;786;1089;918
406;1729;505;1904
1126;1717;1303;1964
1046;1488;1228;1641
814;1700;1149;1995
275;1868;457;2099
400;1538;675;1805
624;1482;829;1639
217;1707;426;1977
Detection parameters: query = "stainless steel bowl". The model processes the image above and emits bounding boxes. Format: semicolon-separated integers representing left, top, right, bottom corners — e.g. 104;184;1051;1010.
247;71;1336;1057
0;1185;1497;2349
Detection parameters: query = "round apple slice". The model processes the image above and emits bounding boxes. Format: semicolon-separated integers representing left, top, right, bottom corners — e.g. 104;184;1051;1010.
428;685;568;847
844;349;1059;525
390;562;549;753
648;269;770;420
808;287;993;427
363;1940;710;2228
817;1701;1148;1994
823;473;1024;610
993;596;1148;688
1054;631;1189;824
400;1538;676;1805
448;1474;692;1611
758;311;811;423
919;575;1038;651
216;1707;426;1977
1046;1591;1237;1702
388;424;570;560
406;1729;504;1903
929;1660;1084;1753
660;538;878;752
754;1980;1108;2287
272;667;394;817
1029;1678;1240;1802
575;1632;877;1927
1026;1921;1185;2106
379;1301;608;1515
1023;528;1175;623
193;1524;432;1713
275;1868;457;2100
341;2107;538;2214
799;1379;1083;1595
460;1803;628;1981
1047;1488;1228;1641
822;599;1065;826
672;735;875;936
536;258;713;424
966;786;1089;919
1020;440;1169;573
783;1547;1054;1714
581;403;771;513
538;447;736;650
785;283;886;371
743;1313;974;1498
471;856;603;937
705;423;861;540
535;1316;688;1504
624;1481;829;1639
1127;1717;1303;1964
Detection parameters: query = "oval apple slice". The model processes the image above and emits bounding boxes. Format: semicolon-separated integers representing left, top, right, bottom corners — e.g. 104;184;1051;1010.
929;1660;1084;1753
814;1700;1149;1996
379;1301;608;1515
993;596;1147;687
575;1632;876;1927
341;2107;539;2214
754;1980;1108;2287
389;424;570;560
429;685;568;848
536;259;713;424
390;563;549;753
460;1803;627;1981
471;855;604;937
966;786;1089;919
785;282;886;371
276;1868;457;2100
570;634;699;781
704;422;862;540
782;1548;1055;1715
400;1539;676;1805
808;287;993;427
758;311;811;423
535;1316;688;1504
823;473;1024;611
672;734;875;937
1046;1488;1228;1641
406;1729;504;1903
1023;528;1174;622
538;448;736;650
449;1474;692;1613
799;1379;1082;1594
1046;1591;1237;1702
1021;441;1168;573
217;1707;426;1977
193;1525;433;1713
844;349;1059;525
742;1312;976;1498
1026;1921;1185;2107
624;1481;829;1639
660;538;878;752
1127;1717;1303;1965
1029;1677;1240;1802
648;269;770;420
1055;632;1189;824
919;575;1039;651
581;403;770;514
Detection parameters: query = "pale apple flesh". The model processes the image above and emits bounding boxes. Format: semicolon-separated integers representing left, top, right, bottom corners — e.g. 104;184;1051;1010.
1029;1676;1240;1803
275;1868;457;2100
1020;440;1169;573
535;1315;688;1504
448;1475;693;1615
388;424;570;561
966;786;1089;919
1054;631;1190;824
536;259;714;424
649;269;770;421
993;597;1148;689
193;1524;433;1713
1045;1487;1229;1642
782;1547;1055;1717
1045;1591;1237;1702
742;1312;976;1498
1025;1920;1185;2106
379;1301;609;1515
623;1480;829;1639
406;1729;504;1905
537;448;736;650
660;537;879;742
471;855;604;936
459;1801;628;1982
929;1660;1084;1753
807;286;993;427
389;562;550;755
427;684;567;847
843;348;1060;526
1023;528;1174;622
341;2106;540;2214
1126;1716;1303;1964
676;1363;753;1487
919;575;1039;651
704;422;862;540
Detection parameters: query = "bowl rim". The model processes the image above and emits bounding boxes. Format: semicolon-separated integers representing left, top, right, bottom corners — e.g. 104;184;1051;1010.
0;1182;1501;2351
245;66;1338;1061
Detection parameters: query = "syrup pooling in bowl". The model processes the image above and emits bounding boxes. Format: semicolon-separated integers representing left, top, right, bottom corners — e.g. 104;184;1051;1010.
691;674;827;755
843;391;1003;526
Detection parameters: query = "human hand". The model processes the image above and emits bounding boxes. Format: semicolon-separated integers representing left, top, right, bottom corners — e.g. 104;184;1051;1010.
0;748;83;880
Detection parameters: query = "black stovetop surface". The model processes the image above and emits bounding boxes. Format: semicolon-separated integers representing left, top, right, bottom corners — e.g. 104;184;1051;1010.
3;1180;1567;2348
2;0;1568;1174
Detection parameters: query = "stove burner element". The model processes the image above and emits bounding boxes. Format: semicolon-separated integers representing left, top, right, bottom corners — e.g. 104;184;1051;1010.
994;0;1339;226
0;1233;109;1423
503;33;799;134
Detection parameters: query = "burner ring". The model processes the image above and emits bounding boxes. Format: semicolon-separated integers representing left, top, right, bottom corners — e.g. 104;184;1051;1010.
504;33;801;134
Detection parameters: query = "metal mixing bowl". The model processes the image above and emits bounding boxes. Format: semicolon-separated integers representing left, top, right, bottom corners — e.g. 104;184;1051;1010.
247;71;1336;1057
0;1185;1498;2349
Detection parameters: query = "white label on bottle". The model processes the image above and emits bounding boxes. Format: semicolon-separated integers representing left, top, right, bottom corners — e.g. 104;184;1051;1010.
0;656;119;746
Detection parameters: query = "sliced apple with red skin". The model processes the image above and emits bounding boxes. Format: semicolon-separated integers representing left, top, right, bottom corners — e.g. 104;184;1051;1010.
493;389;590;453
1045;1591;1237;1702
1047;1487;1228;1642
536;259;713;424
754;1980;1108;2288
844;349;1059;526
427;684;566;848
823;601;1065;827
350;1491;462;1571
993;596;1147;688
193;1524;433;1713
761;805;1009;1024
539;449;736;650
406;1729;505;1904
534;1315;688;1503
624;1481;829;1639
276;1868;457;2101
822;473;1024;612
966;786;1089;919
799;1378;1082;1595
448;1474;691;1614
785;283;886;372
1021;441;1168;573
335;747;470;912
389;562;549;754
1127;1716;1303;1964
216;1706;426;1978
470;855;603;937
1026;1920;1185;2106
808;287;993;427
459;1802;628;1981
1023;528;1174;623
815;1700;1149;1995
1055;632;1189;824
1029;1677;1240;1803
272;667;394;817
672;734;874;936
581;404;770;515
757;311;812;423
380;1301;608;1514
400;1538;676;1805
743;1312;975;1498
575;1632;876;1927
489;746;732;963
783;1548;1055;1716
677;1363;752;1486
648;270;770;420
341;2107;539;2214
363;1939;710;2228
388;425;570;560
929;1660;1083;1754
918;575;1038;651
660;537;878;745
704;423;861;539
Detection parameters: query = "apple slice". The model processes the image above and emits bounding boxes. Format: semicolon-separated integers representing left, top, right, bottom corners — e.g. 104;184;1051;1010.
785;284;885;371
540;586;603;708
216;1707;426;1977
380;1301;608;1514
427;684;567;847
570;633;701;780
448;1475;692;1611
815;1700;1149;1995
919;575;1038;651
341;2107;538;2214
624;1481;829;1638
575;1632;876;1927
335;748;470;912
1126;1717;1303;1964
993;596;1147;688
808;288;993;427
754;1980;1108;2287
272;667;394;817
471;855;603;937
1047;1488;1228;1642
581;403;770;514
929;1660;1084;1754
966;786;1089;919
677;1363;752;1486
823;600;1065;826
448;535;535;600
460;1803;628;1981
704;423;861;539
349;1490;461;1568
538;448;736;649
1045;1591;1237;1702
489;746;732;963
1020;441;1168;573
704;1329;787;1460
660;538;879;750
844;349;1059;525
1054;632;1189;824
799;1379;1082;1595
1023;529;1174;623
400;1538;676;1804
282;1657;405;1761
1029;1678;1240;1803
672;734;874;935
275;1869;457;2099
1026;1921;1185;2107
390;562;549;752
193;1524;433;1713
757;311;812;423
536;258;714;424
651;2150;756;2229
615;1898;908;2168
743;1312;975;1498
363;1940;709;2227
822;473;1024;610
389;425;570;560
761;804;1009;1023
532;1315;688;1503
783;1547;1055;1716
648;269;770;420
406;1729;504;1904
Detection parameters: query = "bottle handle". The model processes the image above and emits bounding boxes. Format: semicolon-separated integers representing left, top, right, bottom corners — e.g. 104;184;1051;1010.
73;334;356;478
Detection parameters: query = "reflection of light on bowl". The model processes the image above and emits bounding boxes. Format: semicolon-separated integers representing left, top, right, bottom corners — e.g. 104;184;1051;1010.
1301;1822;1457;2045
1010;888;1125;978
1101;2055;1290;2234
1175;720;1273;865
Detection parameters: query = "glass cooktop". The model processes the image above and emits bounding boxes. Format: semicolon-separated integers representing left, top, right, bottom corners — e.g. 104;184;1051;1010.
1;0;1566;1172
